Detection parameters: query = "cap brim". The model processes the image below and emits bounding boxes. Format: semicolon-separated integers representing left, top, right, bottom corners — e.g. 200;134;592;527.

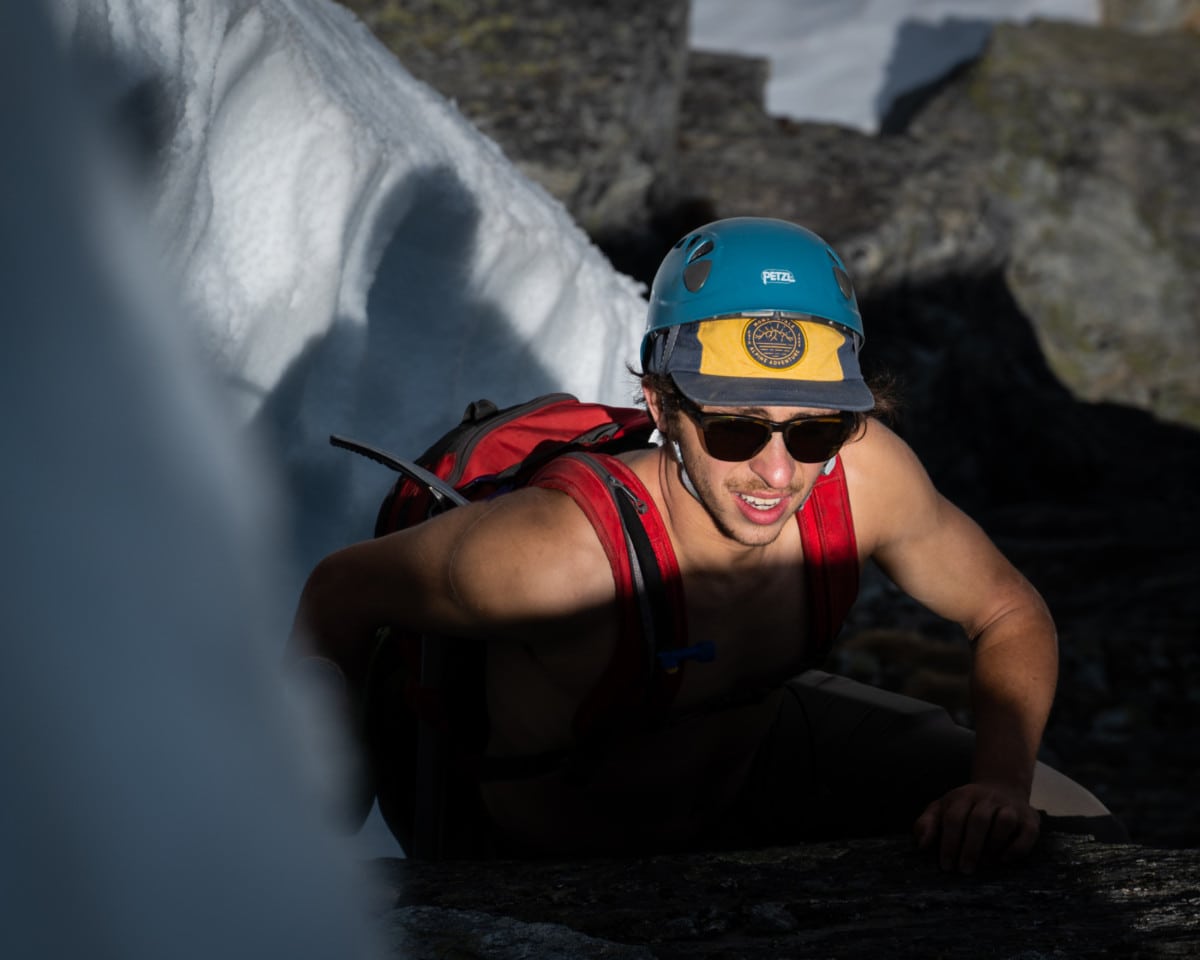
672;371;876;412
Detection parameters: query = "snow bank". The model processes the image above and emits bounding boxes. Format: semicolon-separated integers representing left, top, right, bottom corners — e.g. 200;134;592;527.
49;0;649;583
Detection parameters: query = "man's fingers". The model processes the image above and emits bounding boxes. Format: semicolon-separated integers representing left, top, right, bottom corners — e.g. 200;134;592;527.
938;797;970;873
917;787;1042;873
986;805;1022;857
956;801;1000;875
912;800;941;850
1000;808;1041;863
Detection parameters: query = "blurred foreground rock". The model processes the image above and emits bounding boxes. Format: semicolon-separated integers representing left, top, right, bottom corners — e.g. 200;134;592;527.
374;836;1200;958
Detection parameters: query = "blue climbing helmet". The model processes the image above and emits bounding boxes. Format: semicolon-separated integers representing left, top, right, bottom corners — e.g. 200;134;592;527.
641;218;873;412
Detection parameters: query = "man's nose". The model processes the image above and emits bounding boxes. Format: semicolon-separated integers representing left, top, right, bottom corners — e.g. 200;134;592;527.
748;431;797;489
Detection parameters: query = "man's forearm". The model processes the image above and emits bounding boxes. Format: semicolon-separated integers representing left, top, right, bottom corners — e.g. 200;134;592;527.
288;553;380;691
968;606;1058;795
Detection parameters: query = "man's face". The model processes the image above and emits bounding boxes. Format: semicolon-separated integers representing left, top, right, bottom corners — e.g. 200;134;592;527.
658;394;838;549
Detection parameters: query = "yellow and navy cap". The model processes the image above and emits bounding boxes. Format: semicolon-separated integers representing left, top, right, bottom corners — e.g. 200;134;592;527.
657;312;874;411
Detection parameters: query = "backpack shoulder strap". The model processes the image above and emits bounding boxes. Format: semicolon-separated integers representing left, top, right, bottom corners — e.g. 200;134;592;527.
797;455;860;660
530;452;688;738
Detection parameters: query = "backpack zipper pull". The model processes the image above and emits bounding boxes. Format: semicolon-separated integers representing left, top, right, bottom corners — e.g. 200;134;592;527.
606;472;648;515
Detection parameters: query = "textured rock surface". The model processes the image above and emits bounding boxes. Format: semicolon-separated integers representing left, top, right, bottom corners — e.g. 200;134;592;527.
908;22;1200;427
1102;0;1200;32
337;0;689;235
374;836;1200;958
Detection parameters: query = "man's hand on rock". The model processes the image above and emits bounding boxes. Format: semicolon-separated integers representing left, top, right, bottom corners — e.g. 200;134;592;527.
913;781;1041;874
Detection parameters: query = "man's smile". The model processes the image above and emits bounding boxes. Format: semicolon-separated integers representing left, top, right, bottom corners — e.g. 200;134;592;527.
736;492;786;511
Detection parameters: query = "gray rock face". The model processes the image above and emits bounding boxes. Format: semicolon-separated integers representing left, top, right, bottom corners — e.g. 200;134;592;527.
374;836;1200;958
338;0;689;235
674;56;926;259
909;22;1200;427
1102;0;1200;32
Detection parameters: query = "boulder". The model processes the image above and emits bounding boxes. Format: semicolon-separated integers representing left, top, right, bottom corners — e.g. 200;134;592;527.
908;21;1200;429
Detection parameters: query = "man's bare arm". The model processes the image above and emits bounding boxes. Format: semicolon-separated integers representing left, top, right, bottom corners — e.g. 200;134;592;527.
844;422;1057;871
288;487;615;690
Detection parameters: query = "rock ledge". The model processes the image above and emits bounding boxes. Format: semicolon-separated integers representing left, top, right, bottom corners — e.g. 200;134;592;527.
374;835;1200;958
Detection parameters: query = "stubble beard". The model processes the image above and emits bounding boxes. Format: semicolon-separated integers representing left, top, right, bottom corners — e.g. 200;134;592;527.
674;434;804;549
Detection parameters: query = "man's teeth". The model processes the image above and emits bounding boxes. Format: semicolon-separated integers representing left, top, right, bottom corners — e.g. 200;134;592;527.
738;493;783;510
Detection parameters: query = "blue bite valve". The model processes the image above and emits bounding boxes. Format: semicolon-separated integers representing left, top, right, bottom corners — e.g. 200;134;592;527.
656;641;717;673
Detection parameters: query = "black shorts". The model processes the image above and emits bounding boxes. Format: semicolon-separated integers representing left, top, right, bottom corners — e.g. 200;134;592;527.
712;670;1127;849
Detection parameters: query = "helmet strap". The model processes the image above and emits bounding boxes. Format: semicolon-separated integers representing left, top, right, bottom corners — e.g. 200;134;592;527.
670;440;702;502
649;325;683;373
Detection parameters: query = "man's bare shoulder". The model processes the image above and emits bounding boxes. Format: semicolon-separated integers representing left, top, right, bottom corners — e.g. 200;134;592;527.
837;418;942;552
440;485;618;632
838;418;930;486
297;484;617;651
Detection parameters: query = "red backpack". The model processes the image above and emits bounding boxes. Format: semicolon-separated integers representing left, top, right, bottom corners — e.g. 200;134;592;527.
333;392;859;859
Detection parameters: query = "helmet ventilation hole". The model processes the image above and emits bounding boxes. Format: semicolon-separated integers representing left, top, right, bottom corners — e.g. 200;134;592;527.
683;259;712;292
687;239;714;262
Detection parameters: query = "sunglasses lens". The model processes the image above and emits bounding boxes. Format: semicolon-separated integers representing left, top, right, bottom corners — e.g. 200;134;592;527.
783;418;851;463
700;418;772;462
685;400;854;464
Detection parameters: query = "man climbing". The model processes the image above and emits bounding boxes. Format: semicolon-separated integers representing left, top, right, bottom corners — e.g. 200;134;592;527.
291;217;1119;872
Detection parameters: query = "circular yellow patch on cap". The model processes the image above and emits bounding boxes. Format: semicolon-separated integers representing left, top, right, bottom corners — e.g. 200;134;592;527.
743;316;807;369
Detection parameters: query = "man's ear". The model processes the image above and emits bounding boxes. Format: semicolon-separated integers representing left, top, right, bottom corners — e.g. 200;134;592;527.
642;381;668;434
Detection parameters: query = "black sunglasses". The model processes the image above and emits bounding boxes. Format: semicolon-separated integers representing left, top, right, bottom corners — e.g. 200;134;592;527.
677;395;855;463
